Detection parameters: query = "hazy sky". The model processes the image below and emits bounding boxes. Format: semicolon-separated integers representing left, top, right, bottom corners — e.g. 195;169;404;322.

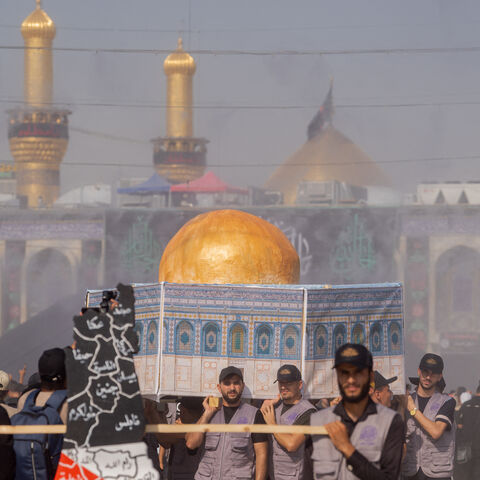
2;0;480;194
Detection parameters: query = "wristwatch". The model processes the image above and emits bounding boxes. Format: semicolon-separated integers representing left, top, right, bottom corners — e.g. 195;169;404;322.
410;407;418;417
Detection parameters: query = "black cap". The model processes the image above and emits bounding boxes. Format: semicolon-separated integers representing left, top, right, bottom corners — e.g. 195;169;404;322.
219;366;243;383
274;364;301;383
38;348;66;383
333;343;373;370
419;353;444;374
409;375;446;393
373;371;397;390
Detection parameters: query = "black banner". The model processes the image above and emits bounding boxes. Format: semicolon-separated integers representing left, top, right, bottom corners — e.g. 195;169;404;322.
104;207;400;286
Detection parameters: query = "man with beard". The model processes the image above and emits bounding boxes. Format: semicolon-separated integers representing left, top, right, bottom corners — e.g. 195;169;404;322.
186;366;268;480
370;371;397;408
403;353;456;480
260;364;317;480
309;343;404;479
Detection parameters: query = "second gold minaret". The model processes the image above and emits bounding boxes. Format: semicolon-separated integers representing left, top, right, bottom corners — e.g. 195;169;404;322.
164;37;195;138
152;38;207;184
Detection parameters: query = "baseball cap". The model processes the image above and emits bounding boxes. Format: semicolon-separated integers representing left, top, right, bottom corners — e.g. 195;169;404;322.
38;348;66;383
373;371;397;390
274;364;302;383
419;353;444;374
219;366;243;383
0;370;9;391
333;343;373;370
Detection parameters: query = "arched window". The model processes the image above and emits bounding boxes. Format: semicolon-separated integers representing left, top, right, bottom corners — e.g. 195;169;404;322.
333;324;347;352
134;322;144;354
281;326;299;358
146;321;157;354
176;320;194;354
256;324;273;357
369;322;383;354
314;325;328;359
202;323;220;355
351;323;366;345
229;323;246;356
388;322;402;354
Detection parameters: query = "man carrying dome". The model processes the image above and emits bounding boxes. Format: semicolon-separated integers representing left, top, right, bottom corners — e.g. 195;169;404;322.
309;343;404;479
186;366;268;480
260;364;317;480
403;353;456;480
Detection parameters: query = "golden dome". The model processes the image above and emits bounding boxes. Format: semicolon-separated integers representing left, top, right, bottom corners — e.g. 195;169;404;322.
265;126;391;205
164;37;196;76
21;0;56;41
158;209;300;284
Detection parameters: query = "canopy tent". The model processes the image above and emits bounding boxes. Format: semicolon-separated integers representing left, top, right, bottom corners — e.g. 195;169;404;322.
170;171;248;194
117;173;171;195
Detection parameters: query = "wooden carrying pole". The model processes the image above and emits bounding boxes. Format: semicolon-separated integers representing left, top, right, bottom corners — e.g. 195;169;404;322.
0;423;327;435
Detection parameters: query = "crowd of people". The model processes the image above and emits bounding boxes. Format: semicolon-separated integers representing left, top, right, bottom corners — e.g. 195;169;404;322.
0;344;479;480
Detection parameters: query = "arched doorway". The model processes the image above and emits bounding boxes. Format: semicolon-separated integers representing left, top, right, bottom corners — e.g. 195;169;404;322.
26;248;73;319
435;246;480;333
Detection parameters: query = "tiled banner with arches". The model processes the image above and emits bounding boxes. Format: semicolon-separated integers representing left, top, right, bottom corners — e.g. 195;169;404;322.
87;282;404;399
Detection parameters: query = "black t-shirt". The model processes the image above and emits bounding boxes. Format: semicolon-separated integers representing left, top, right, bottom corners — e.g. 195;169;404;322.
417;394;456;429
223;405;268;443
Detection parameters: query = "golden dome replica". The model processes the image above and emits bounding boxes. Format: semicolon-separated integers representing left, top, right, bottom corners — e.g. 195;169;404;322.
265;82;390;205
158;209;300;284
152;38;208;184
8;0;70;208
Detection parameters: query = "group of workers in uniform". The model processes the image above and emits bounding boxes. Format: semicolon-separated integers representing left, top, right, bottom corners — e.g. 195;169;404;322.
164;344;455;480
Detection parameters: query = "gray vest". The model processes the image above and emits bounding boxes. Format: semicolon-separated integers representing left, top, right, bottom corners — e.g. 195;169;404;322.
270;399;314;480
310;403;396;480
169;439;203;480
195;402;258;480
403;391;456;478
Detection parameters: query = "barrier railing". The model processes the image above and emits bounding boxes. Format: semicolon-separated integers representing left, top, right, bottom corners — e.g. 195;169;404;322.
0;424;327;435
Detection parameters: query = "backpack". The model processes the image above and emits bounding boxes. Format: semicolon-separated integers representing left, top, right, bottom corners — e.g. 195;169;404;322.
11;389;67;480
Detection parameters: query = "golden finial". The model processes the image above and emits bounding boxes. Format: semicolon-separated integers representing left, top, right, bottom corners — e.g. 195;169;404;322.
21;0;56;40
164;37;196;76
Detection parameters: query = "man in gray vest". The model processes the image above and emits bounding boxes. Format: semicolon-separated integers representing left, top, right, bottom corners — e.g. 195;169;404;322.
403;353;456;480
260;364;317;480
186;366;268;480
310;343;404;479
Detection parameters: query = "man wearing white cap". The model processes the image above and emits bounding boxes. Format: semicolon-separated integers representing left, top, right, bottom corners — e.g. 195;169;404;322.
0;370;16;417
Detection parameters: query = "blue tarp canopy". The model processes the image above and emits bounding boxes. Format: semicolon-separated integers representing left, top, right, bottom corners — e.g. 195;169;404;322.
117;173;170;195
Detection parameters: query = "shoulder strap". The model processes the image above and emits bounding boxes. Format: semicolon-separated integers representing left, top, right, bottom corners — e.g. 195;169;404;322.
23;389;41;408
45;389;67;412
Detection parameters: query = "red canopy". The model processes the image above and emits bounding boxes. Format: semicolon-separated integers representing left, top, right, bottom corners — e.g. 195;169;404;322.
170;171;248;194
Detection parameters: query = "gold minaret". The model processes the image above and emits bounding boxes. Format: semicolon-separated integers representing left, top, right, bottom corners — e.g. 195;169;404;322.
8;0;70;207
152;38;207;184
